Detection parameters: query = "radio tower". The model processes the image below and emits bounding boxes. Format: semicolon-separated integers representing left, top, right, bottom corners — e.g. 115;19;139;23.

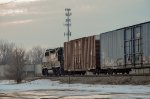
64;8;72;42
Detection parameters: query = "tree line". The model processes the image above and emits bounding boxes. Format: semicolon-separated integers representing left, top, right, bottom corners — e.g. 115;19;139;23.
0;40;45;83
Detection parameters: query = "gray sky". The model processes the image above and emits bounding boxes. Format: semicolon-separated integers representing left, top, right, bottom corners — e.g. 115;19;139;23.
0;0;150;49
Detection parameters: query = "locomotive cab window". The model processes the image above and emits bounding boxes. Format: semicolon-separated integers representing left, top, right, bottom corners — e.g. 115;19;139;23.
50;50;55;53
45;52;49;56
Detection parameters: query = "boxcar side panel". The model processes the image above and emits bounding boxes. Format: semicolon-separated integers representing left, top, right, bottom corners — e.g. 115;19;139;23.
100;29;124;69
142;22;150;67
64;36;99;71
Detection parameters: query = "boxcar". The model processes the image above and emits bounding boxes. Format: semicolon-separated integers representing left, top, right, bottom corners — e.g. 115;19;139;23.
100;28;125;74
64;35;100;74
100;21;150;74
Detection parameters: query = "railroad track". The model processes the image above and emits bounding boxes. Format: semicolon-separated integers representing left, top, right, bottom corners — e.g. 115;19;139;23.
39;73;150;78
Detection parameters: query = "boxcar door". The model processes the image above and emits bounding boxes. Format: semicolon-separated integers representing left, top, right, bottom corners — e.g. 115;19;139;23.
124;26;142;68
124;27;133;67
133;26;142;67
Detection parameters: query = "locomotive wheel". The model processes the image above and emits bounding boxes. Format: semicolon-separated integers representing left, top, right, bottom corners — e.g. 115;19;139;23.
108;69;113;75
126;71;129;74
45;68;48;76
42;69;45;75
42;68;48;76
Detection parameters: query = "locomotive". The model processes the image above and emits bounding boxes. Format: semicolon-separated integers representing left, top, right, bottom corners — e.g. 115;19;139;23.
42;47;63;76
42;21;150;76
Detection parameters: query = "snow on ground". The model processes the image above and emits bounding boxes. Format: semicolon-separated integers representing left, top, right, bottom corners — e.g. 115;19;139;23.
0;79;150;98
0;79;150;94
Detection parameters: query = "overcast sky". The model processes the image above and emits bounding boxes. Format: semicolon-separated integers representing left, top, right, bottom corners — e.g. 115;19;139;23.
0;0;150;49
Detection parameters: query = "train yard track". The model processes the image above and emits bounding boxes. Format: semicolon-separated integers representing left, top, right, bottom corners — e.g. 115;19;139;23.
40;73;150;78
33;74;150;85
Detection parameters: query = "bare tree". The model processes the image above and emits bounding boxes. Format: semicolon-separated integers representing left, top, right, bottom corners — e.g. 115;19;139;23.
24;51;32;64
27;46;45;65
5;47;26;84
0;40;15;65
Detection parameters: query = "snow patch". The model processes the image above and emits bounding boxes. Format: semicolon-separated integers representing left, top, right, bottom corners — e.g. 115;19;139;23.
0;79;150;98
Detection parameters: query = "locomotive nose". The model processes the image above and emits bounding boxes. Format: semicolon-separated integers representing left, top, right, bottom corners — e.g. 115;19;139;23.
42;57;47;63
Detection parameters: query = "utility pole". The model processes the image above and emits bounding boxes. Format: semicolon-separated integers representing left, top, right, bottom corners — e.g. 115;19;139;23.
64;8;72;42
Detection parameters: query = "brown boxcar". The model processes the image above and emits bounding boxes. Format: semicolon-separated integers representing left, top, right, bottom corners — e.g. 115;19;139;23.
64;35;100;73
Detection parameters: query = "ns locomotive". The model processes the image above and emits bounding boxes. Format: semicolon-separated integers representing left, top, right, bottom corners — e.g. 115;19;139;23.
42;21;150;76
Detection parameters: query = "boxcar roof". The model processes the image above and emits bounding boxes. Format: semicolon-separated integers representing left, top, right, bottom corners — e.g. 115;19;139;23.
100;21;150;35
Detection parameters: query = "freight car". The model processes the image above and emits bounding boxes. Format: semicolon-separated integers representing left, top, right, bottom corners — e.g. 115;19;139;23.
100;21;150;74
64;35;100;75
42;21;150;76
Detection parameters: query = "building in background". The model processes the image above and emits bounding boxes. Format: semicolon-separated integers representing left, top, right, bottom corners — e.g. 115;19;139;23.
0;64;42;79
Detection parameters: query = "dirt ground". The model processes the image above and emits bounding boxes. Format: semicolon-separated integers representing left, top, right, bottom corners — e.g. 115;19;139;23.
47;75;150;85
